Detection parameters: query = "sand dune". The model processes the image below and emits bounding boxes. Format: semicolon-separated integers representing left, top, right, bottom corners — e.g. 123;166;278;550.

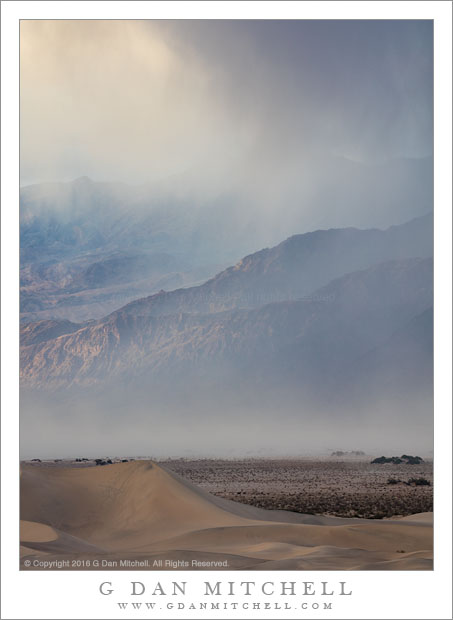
21;520;58;543
20;461;432;570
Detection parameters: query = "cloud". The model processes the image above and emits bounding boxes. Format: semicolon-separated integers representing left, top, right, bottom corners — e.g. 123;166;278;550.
20;20;432;187
20;19;433;243
20;21;241;185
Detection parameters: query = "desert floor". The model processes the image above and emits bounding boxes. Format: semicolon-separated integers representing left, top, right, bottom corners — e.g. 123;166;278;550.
161;457;433;519
20;459;433;570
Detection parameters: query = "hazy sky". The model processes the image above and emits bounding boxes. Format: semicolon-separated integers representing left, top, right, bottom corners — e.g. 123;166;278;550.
20;20;432;190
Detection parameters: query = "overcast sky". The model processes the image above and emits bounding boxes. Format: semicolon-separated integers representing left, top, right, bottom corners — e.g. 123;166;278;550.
20;19;432;191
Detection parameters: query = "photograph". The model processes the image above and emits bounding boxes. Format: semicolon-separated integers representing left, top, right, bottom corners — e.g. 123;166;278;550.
18;17;435;574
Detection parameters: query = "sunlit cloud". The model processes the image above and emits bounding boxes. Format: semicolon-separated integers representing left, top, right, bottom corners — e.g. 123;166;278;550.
20;20;432;188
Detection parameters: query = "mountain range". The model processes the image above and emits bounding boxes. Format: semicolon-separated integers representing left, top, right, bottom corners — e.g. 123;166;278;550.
19;203;434;456
20;160;432;323
21;210;433;407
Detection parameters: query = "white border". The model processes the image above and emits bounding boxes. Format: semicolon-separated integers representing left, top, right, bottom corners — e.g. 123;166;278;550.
2;2;452;619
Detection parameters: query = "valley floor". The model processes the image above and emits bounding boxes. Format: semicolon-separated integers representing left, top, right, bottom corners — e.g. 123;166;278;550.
160;457;433;519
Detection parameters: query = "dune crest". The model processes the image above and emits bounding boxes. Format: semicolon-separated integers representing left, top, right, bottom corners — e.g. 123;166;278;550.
20;461;433;570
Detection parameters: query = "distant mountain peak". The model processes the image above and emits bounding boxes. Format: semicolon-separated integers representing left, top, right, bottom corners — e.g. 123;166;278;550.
73;176;94;185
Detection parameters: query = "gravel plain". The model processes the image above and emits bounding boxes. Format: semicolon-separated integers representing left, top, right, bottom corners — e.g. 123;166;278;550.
160;457;433;519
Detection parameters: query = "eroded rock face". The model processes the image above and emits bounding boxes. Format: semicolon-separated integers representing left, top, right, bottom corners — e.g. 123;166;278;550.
20;255;432;405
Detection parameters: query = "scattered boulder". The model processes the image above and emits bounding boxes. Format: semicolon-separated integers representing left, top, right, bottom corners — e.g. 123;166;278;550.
403;454;423;464
371;456;389;464
331;450;366;457
407;477;430;486
371;455;424;465
94;458;114;466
